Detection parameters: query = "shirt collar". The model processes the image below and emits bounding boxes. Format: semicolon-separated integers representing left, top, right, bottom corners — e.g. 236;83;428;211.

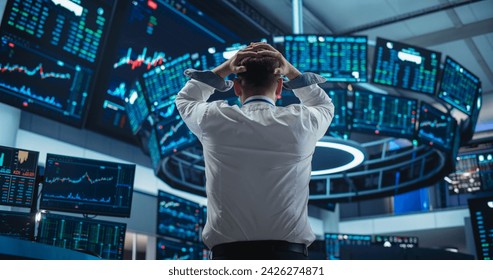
242;95;276;106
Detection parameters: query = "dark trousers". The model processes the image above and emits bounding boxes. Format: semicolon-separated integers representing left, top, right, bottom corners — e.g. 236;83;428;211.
210;240;309;260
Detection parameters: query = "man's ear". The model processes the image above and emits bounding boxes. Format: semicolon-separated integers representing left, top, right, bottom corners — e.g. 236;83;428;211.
275;78;283;99
234;78;242;97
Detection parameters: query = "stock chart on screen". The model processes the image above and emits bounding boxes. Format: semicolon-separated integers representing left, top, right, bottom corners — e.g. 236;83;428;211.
0;0;114;126
273;35;367;82
372;37;441;95
157;190;201;242
0;145;39;208
87;0;241;142
352;91;417;138
40;154;135;217
417;103;457;152
37;213;126;260
438;56;481;116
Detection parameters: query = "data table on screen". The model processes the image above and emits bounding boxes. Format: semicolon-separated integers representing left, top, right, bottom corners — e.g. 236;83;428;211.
372;37;441;95
37;213;126;260
352;91;417;138
438;56;481;116
0;146;39;208
275;35;367;82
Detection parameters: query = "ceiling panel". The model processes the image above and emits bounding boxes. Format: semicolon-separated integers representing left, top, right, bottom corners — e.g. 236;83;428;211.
401;11;455;36
454;0;493;23
472;33;493;92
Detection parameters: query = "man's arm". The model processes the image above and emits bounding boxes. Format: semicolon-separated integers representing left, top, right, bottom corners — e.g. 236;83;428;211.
175;45;259;139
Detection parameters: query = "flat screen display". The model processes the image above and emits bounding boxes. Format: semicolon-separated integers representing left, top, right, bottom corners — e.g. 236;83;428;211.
372;37;441;95
352;91;417;138
0;145;39;208
0;0;115;126
156;237;201;260
468;196;493;260
156;190;201;242
0;210;34;240
438;56;481;116
325;233;372;260
273;35;367;82
417;103;457;152
40;153;135;217
447;153;482;194
37;213;126;260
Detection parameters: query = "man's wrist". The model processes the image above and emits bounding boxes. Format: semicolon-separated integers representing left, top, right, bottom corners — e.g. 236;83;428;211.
285;69;302;80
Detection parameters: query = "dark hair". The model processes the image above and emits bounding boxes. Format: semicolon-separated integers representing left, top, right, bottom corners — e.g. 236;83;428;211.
236;56;280;91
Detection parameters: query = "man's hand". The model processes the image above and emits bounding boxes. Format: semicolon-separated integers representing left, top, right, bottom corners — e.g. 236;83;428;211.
212;45;258;78
250;42;302;81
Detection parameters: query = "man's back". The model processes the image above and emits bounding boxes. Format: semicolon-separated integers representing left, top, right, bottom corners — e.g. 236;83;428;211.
201;97;323;248
175;42;334;259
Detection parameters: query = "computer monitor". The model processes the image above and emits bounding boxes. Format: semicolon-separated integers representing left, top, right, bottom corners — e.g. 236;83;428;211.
373;235;419;249
40;154;135;217
325;233;372;260
467;196;493;260
153;95;197;159
0;145;39;208
417;103;457;152
0;0;115;127
447;153;482;194
273;35;368;82
0;210;34;240
155;236;201;260
352;91;417;139
372;37;441;95
438;56;481;116
156;190;201;243
37;213;127;260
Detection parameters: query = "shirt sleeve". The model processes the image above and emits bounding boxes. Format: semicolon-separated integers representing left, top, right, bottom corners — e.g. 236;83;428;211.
175;76;217;140
288;73;335;140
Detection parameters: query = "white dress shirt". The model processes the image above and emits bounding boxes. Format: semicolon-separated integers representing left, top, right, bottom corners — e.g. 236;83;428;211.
175;70;334;249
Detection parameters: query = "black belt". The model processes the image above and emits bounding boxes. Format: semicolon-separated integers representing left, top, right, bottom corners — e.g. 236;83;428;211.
211;240;308;258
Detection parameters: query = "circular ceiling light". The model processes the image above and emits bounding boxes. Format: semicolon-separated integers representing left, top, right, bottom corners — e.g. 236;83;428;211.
311;137;366;176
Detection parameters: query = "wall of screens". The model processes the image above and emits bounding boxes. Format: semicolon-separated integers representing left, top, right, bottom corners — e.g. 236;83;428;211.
40;153;136;217
372;37;441;95
0;0;115;127
0;145;39;208
273;35;367;82
86;0;255;143
37;212;127;260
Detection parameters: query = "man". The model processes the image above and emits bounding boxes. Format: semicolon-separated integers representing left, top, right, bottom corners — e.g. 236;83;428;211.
175;42;334;260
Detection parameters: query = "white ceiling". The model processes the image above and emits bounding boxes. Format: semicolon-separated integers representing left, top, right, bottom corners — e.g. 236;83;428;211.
244;0;493;132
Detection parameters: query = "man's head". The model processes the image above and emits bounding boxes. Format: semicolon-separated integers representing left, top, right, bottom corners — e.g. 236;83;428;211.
233;54;283;103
